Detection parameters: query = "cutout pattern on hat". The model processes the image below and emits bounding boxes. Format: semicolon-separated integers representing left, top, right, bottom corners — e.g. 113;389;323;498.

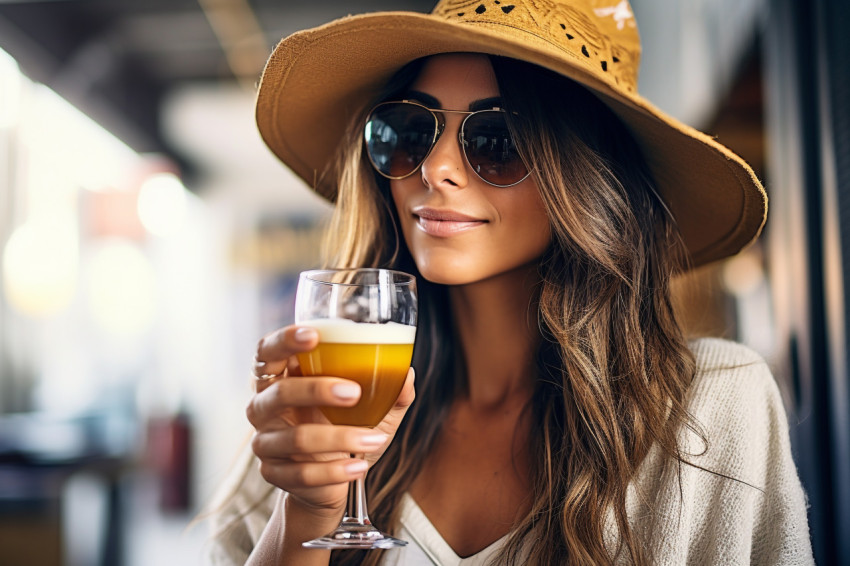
433;0;640;90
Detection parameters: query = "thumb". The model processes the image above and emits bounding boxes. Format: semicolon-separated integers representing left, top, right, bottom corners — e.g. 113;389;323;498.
376;367;416;435
394;367;416;410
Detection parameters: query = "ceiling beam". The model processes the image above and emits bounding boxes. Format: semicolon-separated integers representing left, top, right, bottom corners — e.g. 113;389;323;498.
197;0;268;90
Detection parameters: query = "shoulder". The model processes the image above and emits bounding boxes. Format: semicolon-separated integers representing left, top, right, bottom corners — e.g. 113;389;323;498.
670;339;815;564
678;338;810;525
681;338;793;476
686;337;783;418
622;339;813;564
689;336;767;368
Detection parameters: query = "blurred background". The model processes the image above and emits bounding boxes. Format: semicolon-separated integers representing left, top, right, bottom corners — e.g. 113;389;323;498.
0;0;847;564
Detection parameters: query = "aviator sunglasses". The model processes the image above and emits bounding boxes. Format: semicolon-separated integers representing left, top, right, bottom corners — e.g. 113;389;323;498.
364;100;531;188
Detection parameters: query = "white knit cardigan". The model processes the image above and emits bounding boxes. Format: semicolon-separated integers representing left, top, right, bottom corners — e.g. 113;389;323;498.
206;338;815;565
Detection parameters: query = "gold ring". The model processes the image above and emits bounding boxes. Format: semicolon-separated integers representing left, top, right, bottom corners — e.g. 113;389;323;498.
253;356;278;380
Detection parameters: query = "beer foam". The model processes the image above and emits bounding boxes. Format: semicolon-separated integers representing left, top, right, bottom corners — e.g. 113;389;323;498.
298;318;416;344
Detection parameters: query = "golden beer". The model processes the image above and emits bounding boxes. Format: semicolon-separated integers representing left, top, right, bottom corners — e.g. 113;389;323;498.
296;319;416;427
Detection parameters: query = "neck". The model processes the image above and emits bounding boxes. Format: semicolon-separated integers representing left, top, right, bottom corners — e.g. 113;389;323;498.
449;264;541;409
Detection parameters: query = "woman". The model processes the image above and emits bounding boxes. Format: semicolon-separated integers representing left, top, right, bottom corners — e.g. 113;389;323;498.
210;1;813;565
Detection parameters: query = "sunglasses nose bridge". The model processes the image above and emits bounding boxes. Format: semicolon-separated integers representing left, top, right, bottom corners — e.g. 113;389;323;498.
457;112;473;149
426;110;467;160
433;115;446;145
429;110;469;159
420;111;472;189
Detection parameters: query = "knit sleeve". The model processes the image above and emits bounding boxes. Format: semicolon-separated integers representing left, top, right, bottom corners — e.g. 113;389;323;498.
684;338;815;566
205;445;277;565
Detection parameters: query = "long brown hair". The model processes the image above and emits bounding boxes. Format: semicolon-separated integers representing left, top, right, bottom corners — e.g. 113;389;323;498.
324;55;700;565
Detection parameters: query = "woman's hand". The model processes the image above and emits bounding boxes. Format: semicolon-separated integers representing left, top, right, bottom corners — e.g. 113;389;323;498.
246;324;416;519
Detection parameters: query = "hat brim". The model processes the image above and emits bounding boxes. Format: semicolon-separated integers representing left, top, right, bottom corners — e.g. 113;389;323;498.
256;12;767;268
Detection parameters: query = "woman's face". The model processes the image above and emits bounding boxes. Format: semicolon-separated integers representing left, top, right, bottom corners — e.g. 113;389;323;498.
390;53;551;286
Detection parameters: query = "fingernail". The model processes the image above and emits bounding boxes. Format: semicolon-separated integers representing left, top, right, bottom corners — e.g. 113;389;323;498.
345;460;368;475
359;433;388;447
331;383;360;400
294;328;318;343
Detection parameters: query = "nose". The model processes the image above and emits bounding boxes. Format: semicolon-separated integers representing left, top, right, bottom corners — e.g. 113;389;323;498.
420;115;468;190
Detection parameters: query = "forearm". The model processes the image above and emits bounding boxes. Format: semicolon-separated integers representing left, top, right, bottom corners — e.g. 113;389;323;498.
246;491;342;566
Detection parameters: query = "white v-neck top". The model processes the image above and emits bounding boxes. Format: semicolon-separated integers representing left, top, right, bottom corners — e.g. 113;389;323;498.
378;493;508;566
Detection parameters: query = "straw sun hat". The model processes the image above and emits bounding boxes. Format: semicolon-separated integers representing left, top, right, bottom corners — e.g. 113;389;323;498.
256;0;767;267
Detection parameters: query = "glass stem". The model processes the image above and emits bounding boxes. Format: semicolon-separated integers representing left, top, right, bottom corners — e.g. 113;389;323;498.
344;453;372;526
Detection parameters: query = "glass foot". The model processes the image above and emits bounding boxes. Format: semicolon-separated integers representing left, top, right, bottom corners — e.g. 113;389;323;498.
302;519;408;549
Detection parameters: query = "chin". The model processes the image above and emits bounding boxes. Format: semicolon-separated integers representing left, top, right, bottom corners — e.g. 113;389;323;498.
420;272;476;286
416;264;477;286
411;253;522;286
414;251;546;287
412;252;481;286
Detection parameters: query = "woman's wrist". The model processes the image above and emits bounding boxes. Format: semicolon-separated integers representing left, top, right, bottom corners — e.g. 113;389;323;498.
247;491;342;566
284;491;347;528
279;493;341;565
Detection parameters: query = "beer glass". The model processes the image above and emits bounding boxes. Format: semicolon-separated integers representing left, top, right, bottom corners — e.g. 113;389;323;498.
294;268;417;549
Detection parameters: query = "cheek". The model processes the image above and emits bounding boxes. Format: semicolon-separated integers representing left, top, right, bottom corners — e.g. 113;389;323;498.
390;181;425;270
390;182;414;242
526;217;552;256
495;187;552;256
505;208;551;263
528;198;552;249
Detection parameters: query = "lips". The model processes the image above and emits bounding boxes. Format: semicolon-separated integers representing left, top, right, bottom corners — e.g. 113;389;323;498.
412;207;487;237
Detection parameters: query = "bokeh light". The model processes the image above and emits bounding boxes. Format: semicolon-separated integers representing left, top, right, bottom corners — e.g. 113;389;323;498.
137;172;188;237
2;213;79;317
721;250;765;296
86;239;157;336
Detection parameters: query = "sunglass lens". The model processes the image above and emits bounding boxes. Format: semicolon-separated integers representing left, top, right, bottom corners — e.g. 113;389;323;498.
365;103;436;178
464;112;528;186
